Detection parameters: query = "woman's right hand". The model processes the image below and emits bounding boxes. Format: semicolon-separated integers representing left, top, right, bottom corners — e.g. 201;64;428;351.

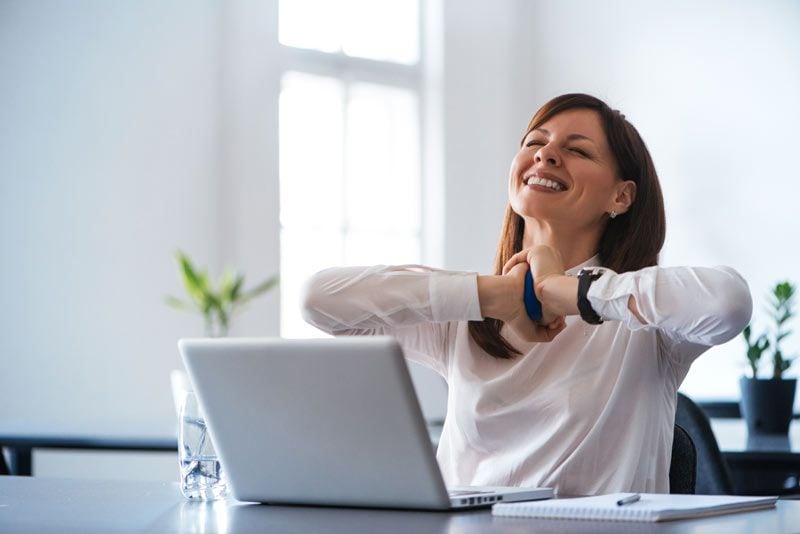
477;263;566;343
502;245;566;324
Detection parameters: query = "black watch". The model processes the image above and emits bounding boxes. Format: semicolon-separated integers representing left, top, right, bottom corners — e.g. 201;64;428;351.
577;269;604;325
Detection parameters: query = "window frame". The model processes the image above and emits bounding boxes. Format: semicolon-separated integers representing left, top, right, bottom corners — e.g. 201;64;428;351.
277;5;429;338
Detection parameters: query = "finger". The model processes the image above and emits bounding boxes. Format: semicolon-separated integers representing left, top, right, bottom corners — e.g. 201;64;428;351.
508;262;528;277
502;250;528;275
510;254;530;275
544;320;567;341
501;257;517;275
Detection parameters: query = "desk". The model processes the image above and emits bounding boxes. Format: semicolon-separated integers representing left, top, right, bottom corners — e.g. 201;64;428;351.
0;422;444;476
711;418;800;495
0;477;798;534
0;422;177;476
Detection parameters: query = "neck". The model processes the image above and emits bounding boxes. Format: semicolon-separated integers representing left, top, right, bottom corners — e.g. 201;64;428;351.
521;218;603;270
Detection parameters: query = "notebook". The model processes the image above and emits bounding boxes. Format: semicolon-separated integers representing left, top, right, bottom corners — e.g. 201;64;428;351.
492;493;778;522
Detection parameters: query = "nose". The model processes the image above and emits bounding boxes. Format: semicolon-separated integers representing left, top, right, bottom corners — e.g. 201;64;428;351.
534;144;560;167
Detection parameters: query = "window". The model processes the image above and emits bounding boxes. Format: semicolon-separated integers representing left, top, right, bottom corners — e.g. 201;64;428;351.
278;0;423;338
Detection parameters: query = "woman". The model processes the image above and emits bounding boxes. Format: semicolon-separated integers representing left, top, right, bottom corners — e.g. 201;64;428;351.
301;93;752;496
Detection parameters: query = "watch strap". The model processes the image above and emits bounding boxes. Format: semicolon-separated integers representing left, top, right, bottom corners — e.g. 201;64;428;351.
577;269;604;325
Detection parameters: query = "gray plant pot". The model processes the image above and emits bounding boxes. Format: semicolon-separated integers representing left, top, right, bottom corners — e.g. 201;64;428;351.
739;377;797;434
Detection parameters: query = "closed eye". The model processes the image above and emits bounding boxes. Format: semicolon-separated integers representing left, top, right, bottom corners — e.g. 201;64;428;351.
525;140;592;159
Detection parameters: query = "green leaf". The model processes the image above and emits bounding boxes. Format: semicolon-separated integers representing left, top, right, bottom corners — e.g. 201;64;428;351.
218;268;237;306
239;274;279;304
164;295;194;312
197;271;212;294
177;252;207;305
229;274;245;302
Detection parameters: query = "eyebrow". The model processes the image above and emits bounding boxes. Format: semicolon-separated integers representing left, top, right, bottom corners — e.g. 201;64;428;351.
532;128;597;144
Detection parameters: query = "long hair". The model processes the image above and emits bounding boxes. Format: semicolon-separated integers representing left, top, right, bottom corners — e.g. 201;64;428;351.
468;93;666;359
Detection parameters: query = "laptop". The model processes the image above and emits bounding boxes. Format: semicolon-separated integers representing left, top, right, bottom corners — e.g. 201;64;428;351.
178;336;553;510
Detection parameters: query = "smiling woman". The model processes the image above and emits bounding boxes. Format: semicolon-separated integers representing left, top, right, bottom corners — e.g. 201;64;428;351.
474;94;666;358
301;93;752;497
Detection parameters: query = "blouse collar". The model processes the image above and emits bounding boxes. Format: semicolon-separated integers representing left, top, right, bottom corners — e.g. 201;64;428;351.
565;254;602;276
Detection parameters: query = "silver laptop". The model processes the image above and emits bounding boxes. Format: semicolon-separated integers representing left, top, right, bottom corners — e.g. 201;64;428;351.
178;336;553;510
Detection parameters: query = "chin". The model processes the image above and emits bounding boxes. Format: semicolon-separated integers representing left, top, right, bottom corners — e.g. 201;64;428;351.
510;197;559;221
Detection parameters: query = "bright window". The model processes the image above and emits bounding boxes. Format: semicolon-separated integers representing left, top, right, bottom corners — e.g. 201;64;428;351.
278;2;422;339
278;0;419;64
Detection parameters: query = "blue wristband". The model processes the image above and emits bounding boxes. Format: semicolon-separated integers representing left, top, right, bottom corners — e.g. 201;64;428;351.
523;270;543;322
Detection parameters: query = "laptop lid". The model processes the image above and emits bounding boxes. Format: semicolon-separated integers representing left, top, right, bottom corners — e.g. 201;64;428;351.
179;336;453;509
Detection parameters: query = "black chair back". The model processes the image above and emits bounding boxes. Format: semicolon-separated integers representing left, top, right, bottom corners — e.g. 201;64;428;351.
0;449;9;475
669;424;696;494
675;392;735;494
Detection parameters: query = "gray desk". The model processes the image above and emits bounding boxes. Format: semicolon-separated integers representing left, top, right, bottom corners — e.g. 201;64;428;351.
711;419;800;453
712;418;800;495
0;433;177;476
0;422;445;476
0;422;177;476
1;476;799;533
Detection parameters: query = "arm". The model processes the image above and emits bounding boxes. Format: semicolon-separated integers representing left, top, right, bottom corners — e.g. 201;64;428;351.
302;263;566;364
536;273;647;324
301;264;482;374
504;244;752;364
583;265;753;348
301;264;482;333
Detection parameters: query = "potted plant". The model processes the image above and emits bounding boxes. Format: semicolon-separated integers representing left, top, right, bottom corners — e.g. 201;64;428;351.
166;251;278;410
740;281;797;434
166;251;279;337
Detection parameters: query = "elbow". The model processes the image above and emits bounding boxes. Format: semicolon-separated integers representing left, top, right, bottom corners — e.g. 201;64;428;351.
707;269;753;345
299;270;335;332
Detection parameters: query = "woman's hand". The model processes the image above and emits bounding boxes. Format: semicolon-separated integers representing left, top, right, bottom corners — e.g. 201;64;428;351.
477;262;567;343
502;245;567;323
504;261;567;342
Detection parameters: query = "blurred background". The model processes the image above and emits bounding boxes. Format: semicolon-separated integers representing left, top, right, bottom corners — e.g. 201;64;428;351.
1;0;799;480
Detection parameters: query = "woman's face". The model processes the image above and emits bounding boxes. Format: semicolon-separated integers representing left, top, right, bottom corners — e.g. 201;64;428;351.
508;108;633;229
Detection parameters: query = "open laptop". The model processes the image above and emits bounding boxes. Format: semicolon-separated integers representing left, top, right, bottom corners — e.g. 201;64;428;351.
178;336;553;510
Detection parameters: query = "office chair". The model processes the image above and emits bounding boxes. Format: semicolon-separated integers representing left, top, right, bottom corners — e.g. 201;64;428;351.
675;392;736;494
669;424;696;494
0;449;9;475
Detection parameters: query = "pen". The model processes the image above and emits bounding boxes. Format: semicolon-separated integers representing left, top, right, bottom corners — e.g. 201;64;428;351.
616;494;641;506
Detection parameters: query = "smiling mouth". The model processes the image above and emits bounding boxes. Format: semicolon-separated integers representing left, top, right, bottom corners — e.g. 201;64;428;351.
524;175;567;192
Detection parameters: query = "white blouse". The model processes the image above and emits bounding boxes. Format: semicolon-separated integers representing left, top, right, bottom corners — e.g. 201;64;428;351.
300;256;752;496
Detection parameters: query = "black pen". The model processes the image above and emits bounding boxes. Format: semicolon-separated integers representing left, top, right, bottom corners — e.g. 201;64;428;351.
616;494;641;506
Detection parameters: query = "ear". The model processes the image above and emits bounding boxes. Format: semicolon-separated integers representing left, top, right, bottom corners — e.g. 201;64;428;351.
609;180;637;216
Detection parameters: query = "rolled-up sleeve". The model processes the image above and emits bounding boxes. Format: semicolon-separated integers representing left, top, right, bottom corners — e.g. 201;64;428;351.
301;264;482;375
586;265;752;364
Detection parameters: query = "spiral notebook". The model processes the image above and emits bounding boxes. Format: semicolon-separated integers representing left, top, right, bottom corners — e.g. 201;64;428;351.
492;493;777;523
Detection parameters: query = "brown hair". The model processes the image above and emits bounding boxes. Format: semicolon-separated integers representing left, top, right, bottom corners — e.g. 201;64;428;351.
468;93;666;359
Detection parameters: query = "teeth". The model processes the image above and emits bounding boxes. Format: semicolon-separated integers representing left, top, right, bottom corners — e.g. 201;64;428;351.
526;176;565;191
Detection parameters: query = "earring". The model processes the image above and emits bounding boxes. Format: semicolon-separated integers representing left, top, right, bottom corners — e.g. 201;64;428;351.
609;210;617;219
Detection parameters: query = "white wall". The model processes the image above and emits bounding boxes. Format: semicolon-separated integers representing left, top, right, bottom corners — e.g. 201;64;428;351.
0;1;221;430
0;0;280;479
511;0;800;401
440;0;520;273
